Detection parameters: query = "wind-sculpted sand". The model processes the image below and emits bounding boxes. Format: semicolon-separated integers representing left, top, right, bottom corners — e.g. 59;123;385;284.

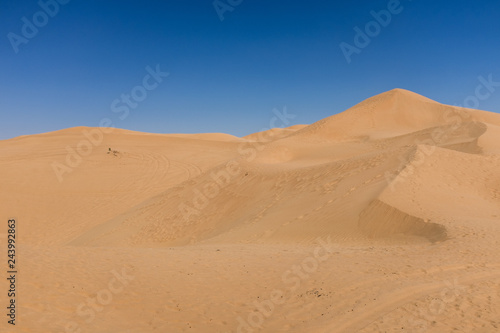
1;89;499;332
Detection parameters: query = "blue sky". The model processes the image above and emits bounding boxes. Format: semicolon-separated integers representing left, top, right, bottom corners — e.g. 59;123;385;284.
1;0;500;140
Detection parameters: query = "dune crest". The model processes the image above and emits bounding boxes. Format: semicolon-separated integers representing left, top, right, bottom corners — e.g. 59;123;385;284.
284;88;485;142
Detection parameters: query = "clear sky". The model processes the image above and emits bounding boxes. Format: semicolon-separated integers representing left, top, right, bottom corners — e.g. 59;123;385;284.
1;0;500;140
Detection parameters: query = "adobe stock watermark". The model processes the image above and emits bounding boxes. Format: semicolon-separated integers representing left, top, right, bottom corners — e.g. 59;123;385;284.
455;74;500;109
51;64;169;183
405;277;467;332
384;74;500;191
236;236;336;332
64;267;135;333
7;0;71;54
340;0;411;64
213;0;243;21
178;107;296;222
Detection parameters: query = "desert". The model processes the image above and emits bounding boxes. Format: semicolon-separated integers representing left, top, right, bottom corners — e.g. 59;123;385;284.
1;88;500;332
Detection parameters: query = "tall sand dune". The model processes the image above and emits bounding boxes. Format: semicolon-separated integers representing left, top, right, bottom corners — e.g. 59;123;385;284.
2;89;500;332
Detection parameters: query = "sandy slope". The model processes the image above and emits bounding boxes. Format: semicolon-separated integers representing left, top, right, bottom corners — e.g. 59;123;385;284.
1;89;500;332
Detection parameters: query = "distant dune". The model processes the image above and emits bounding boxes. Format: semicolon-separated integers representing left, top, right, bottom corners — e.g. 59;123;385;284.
243;124;308;142
2;89;500;332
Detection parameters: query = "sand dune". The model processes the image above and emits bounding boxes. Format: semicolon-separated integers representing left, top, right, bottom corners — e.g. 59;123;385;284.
2;89;500;332
243;125;308;142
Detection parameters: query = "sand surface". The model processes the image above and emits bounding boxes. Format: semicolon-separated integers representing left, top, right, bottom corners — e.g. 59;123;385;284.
1;89;499;332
